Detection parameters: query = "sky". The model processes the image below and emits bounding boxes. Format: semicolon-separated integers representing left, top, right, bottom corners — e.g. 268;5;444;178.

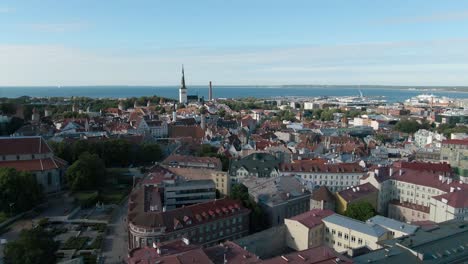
1;0;468;86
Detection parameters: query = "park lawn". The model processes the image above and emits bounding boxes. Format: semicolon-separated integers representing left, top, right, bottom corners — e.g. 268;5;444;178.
73;191;99;208
79;252;97;264
86;235;104;250
99;185;129;204
62;236;90;250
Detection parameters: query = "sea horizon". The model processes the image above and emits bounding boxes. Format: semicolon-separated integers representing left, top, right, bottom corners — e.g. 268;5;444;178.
1;85;468;103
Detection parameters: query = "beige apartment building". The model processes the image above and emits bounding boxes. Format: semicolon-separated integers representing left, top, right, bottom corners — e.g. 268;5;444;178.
322;214;390;252
284;209;334;251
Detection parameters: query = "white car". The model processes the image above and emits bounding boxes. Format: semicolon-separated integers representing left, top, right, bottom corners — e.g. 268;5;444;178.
0;239;7;245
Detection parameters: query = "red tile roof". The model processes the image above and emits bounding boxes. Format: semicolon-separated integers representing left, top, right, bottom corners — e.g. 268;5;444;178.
337;183;378;203
128;239;201;264
394;161;452;174
442;139;468;146
128;192;249;231
389;168;466;193
312;186;335;202
169;125;205;140
287;209;335;229
0;136;52;155
432;189;468;208
163;154;222;170
141;165;176;185
0;157;67;172
204;241;260;264
261;246;352;264
280;161;364;173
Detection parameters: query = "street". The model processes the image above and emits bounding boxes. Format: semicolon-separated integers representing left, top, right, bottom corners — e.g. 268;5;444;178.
101;198;129;264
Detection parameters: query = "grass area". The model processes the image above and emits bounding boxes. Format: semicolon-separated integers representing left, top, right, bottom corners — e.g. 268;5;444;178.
81;223;107;233
0;211;8;224
79;252;97;264
62;236;90;250
72;168;133;207
86;235;103;250
73;191;99;208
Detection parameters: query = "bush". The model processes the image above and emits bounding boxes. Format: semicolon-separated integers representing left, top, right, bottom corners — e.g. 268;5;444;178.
86;235;103;250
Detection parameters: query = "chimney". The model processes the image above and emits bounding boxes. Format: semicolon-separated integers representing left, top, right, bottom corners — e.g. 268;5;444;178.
209;81;213;101
450;187;455;192
389;167;394;176
399;169;403;176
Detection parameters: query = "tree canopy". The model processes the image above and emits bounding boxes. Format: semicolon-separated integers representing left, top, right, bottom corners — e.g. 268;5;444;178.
3;227;58;264
0;168;43;215
437;123;468;137
230;184;266;232
394;119;431;134
66;152;106;191
344;201;376;221
50;139;163;167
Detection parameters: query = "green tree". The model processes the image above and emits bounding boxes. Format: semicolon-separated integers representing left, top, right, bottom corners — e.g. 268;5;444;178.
140;143;163;163
3;227;58;264
394;119;422;134
344;201;376;221
230;184;266;232
0;168;43;215
66;152;106;191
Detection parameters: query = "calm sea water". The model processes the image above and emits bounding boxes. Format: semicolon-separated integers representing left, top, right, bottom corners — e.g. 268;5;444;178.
1;86;468;103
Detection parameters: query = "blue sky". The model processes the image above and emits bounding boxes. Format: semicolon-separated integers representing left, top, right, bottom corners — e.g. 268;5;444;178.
1;0;468;86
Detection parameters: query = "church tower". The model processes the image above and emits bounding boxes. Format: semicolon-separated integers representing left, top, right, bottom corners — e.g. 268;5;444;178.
179;65;188;104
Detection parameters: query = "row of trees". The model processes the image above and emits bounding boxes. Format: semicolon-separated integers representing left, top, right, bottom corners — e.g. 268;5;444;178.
0;168;43;215
223;98;277;111
50;139;163;167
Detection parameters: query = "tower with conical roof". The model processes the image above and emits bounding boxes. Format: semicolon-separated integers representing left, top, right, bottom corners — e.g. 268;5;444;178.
179;65;188;104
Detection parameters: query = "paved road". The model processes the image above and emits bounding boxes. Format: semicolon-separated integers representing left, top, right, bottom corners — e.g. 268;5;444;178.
101;198;129;264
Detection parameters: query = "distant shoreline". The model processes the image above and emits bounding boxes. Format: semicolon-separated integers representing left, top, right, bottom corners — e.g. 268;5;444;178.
1;85;468;92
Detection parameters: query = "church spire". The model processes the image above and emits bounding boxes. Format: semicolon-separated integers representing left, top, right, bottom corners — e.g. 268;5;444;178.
180;65;186;90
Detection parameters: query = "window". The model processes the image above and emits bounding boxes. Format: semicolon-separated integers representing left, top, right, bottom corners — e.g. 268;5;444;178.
351;236;356;242
344;234;349;240
337;242;342;246
338;232;342;238
332;229;336;235
358;238;363;245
